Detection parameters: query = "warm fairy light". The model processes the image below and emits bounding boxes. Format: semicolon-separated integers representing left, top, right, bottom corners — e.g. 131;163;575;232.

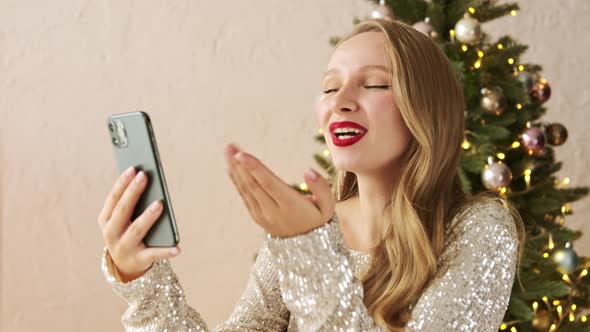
562;274;570;282
572;304;577;311
518;65;525;71
500;323;507;330
461;45;468;52
318;128;323;134
508;58;515;64
548;235;554;250
510;327;517;332
499;187;507;194
528;149;534;156
582;315;588;322
557;305;563;317
462;140;471;150
511;141;520;148
468;7;476;14
580;269;588;278
561;205;567;214
450;29;456;38
497;153;505;160
524;169;531;186
543;252;549;258
550;324;556;331
300;183;308;190
553;300;561;305
563;177;570;185
516;103;523;109
478;50;484;58
569;313;575;322
540;77;548;84
497;44;504;49
474;59;482;69
542;296;549;302
511;10;517;16
532;302;539;311
323;149;330;156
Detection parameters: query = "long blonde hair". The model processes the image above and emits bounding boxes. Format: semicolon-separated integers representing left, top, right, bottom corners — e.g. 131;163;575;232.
331;19;526;330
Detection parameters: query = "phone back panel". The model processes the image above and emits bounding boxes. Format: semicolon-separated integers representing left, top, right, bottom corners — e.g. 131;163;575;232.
106;111;179;247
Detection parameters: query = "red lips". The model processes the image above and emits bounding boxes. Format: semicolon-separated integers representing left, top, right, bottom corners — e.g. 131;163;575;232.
329;121;368;147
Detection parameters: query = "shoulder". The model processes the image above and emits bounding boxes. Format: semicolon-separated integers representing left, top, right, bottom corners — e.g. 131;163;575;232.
443;195;519;257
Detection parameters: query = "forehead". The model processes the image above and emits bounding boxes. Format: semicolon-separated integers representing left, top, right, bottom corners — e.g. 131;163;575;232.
325;31;389;75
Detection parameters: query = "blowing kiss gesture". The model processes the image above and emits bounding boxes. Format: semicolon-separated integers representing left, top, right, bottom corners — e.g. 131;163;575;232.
224;143;336;238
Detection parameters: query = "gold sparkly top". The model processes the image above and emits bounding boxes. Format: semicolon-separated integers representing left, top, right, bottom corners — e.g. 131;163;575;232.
102;198;518;331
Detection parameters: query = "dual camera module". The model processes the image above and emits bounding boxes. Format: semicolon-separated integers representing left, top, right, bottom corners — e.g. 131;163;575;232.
108;120;128;148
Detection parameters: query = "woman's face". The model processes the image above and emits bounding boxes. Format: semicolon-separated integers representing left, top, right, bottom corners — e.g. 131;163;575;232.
316;31;412;175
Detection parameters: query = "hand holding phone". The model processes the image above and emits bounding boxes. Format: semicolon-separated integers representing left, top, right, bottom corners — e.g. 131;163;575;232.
97;167;181;282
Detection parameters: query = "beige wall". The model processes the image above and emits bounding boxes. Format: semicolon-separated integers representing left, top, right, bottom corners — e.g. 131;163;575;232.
1;0;588;330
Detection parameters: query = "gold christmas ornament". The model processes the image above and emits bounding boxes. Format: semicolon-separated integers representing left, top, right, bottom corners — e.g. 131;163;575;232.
532;309;553;331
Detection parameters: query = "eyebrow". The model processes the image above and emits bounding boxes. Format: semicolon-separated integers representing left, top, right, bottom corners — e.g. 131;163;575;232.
322;64;389;80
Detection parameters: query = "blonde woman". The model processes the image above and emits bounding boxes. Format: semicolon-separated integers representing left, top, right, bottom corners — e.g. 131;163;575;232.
99;18;525;331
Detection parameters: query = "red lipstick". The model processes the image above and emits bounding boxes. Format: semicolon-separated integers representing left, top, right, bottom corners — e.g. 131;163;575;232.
329;121;368;147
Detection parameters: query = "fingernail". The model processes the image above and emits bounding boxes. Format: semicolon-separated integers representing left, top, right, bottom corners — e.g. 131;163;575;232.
235;152;253;168
149;200;162;211
306;168;318;180
134;171;145;183
125;166;135;177
170;247;180;256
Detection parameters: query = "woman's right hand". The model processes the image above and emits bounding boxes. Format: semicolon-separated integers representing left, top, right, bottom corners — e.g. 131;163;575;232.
98;166;181;282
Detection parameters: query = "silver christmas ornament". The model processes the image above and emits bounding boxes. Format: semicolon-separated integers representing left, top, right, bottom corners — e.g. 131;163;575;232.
413;18;438;39
481;157;512;191
454;13;482;44
552;245;579;274
371;0;395;20
480;87;506;115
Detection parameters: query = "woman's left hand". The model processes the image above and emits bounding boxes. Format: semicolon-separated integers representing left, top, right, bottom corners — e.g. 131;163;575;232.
224;143;336;238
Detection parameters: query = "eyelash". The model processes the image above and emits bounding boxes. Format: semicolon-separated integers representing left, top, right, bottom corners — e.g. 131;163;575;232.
322;85;390;94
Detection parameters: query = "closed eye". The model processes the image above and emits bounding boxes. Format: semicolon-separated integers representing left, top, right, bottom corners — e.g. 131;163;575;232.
322;85;390;94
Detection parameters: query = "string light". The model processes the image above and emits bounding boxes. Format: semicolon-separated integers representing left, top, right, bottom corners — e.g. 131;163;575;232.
550;324;556;331
508;58;515;65
497;44;504;49
569;312;575;322
462;139;471;150
548;233;554;250
511;141;520;148
474;59;482;69
461;45;468;52
543;252;549;258
524;169;531;188
582;315;588;322
563;177;570;185
532;301;539;312
572;304;577;311
579;269;588;278
323;149;330;156
510;327;517;332
518;65;525;71
477;50;484;58
511;10;517;16
562;274;570;283
318;128;323;134
516;103;523;110
300;183;308;190
500;323;507;330
497;152;505;160
468;7;476;14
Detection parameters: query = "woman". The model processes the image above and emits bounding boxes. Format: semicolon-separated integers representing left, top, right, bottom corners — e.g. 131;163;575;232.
98;18;525;331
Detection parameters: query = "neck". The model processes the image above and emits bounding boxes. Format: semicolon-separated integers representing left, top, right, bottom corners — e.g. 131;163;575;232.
340;165;400;251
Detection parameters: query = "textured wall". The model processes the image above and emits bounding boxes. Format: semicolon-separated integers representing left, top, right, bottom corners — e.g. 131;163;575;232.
1;0;588;330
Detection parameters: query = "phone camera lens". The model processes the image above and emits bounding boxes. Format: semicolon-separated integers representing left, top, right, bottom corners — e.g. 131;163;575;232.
108;121;116;132
112;136;120;146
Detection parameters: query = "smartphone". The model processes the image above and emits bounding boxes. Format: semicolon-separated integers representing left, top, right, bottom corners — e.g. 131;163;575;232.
106;111;179;247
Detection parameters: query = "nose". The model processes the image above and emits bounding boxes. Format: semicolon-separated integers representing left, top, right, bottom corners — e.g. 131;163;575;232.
329;85;359;114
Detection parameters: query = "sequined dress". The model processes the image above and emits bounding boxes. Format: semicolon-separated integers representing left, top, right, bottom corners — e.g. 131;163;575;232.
101;198;519;331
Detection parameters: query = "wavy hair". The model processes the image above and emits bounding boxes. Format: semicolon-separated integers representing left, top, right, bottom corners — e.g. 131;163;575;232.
330;19;526;331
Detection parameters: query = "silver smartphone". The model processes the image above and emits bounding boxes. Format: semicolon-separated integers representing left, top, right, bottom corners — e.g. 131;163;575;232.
106;111;179;247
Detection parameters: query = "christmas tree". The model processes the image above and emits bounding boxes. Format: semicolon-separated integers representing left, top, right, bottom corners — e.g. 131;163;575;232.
290;0;590;330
